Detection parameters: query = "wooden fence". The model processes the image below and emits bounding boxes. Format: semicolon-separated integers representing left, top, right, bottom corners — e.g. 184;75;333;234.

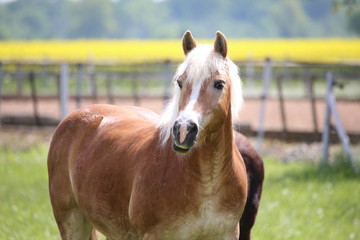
0;59;359;141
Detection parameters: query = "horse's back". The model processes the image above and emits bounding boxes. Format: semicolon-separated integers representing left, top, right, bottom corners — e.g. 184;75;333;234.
48;104;159;174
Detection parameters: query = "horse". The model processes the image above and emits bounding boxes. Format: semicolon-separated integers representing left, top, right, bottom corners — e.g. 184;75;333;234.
48;31;248;240
235;132;264;240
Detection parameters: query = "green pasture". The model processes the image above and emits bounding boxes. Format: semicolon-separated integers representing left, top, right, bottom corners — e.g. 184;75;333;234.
0;142;359;240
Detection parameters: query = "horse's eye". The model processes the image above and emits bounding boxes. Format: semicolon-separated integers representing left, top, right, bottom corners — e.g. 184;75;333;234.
214;80;225;90
177;80;183;90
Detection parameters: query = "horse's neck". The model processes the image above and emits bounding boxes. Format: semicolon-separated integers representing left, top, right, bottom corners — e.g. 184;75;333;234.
195;109;236;191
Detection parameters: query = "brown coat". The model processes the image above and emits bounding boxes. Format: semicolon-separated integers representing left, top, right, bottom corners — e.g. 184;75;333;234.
48;104;248;240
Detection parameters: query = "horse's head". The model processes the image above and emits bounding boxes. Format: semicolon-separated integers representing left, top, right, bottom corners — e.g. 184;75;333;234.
159;31;243;154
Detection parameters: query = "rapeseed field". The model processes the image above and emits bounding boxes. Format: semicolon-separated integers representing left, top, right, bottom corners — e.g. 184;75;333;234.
0;39;359;64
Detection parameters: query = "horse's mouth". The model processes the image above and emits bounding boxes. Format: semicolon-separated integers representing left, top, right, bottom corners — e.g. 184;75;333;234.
173;143;191;154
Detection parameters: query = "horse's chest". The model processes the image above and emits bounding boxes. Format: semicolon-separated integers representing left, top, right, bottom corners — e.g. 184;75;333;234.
153;169;243;239
162;198;239;239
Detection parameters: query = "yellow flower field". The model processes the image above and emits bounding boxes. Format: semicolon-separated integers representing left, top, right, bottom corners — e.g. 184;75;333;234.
0;39;359;64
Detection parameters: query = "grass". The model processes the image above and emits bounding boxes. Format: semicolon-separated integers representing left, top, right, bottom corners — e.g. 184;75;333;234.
253;157;360;240
0;145;57;239
0;143;359;239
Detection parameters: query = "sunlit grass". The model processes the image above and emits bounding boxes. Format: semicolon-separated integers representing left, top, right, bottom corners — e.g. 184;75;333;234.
253;157;360;240
0;39;359;64
0;145;57;240
0;144;359;239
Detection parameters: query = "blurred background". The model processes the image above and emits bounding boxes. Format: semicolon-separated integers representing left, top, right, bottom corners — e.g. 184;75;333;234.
0;0;359;240
0;0;359;39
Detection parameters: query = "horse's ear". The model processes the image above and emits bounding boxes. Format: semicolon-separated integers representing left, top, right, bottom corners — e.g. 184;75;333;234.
214;31;227;58
182;30;197;55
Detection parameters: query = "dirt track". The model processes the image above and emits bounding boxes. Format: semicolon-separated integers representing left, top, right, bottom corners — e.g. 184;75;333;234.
1;97;359;134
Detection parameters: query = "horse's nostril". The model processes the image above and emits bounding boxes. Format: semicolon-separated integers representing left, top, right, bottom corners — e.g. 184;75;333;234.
173;122;180;136
188;121;198;134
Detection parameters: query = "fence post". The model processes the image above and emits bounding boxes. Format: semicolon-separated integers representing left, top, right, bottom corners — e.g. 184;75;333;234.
106;71;114;104
29;71;41;126
132;71;140;106
90;72;98;103
163;60;172;106
256;58;272;152
0;62;3;126
143;63;150;91
276;74;287;136
309;75;319;135
245;58;255;97
329;91;359;174
76;63;83;109
322;72;358;174
87;63;98;103
41;58;49;87
15;63;24;96
303;67;311;98
322;72;332;164
60;63;69;120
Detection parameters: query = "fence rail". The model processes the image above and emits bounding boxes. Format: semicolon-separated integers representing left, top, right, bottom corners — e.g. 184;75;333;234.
0;59;359;143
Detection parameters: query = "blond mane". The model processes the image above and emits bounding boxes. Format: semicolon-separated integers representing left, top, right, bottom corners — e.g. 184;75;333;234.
158;44;243;144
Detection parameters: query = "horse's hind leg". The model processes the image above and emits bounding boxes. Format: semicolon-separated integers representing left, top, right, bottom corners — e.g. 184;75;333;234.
55;208;98;240
49;168;97;239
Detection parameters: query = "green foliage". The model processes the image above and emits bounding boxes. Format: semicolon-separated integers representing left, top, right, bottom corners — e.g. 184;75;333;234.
0;0;356;39
348;10;360;35
67;0;116;38
272;0;313;37
0;144;359;239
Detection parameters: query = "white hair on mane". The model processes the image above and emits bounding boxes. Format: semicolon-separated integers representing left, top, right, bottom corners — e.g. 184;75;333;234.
158;44;243;145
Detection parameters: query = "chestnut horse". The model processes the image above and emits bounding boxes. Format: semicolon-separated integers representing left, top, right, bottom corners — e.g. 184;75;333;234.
48;31;249;239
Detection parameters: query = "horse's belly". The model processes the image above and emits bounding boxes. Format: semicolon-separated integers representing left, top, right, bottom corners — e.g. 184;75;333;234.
82;207;139;240
76;196;239;240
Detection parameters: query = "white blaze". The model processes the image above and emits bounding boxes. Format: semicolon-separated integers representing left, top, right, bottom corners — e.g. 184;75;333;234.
175;82;202;145
185;83;202;111
178;83;202;128
179;124;188;144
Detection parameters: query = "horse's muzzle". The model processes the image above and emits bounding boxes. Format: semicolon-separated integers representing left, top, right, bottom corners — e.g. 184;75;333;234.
172;120;198;153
